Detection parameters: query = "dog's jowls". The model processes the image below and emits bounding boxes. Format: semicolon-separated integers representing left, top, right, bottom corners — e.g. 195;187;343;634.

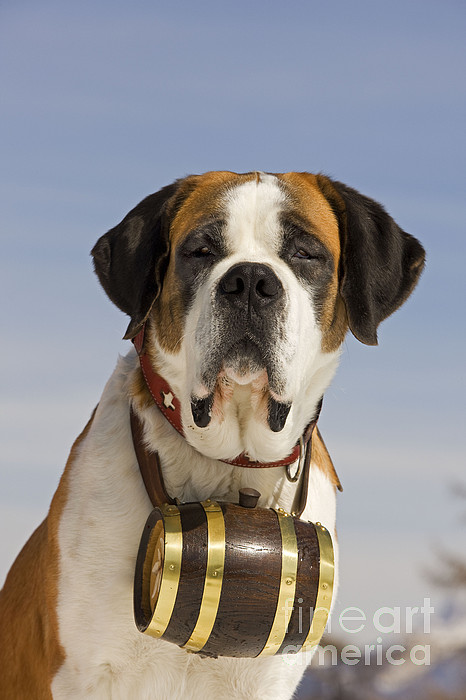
0;171;425;699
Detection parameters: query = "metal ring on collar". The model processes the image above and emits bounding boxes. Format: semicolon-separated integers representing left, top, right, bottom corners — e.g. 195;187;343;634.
285;436;305;483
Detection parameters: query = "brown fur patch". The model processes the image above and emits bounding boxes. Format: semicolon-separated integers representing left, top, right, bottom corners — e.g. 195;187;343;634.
0;409;96;698
312;428;342;492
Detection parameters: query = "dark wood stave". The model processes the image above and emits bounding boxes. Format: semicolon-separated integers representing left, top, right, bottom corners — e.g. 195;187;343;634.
202;503;282;657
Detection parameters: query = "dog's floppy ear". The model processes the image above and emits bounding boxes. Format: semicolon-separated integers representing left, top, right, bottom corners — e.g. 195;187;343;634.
316;175;425;345
92;182;180;340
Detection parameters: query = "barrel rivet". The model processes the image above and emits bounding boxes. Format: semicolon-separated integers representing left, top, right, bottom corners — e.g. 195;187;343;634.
169;564;175;571
316;521;321;526
212;571;218;577
285;577;294;586
322;582;328;589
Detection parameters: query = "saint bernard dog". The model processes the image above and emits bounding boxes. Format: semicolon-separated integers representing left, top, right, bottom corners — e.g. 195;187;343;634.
0;171;425;699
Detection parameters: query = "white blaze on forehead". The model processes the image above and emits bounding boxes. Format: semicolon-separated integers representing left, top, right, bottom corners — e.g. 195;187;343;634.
222;173;287;256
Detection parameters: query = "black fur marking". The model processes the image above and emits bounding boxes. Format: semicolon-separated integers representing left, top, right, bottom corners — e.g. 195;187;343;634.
279;216;335;316
176;220;228;311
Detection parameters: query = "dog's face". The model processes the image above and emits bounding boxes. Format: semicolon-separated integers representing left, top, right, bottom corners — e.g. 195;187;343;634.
93;171;425;461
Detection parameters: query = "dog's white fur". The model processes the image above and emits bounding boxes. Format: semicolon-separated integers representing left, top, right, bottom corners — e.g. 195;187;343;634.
52;176;340;699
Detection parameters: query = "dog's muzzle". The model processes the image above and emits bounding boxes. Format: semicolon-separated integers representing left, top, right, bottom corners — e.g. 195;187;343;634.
134;490;334;658
192;262;291;431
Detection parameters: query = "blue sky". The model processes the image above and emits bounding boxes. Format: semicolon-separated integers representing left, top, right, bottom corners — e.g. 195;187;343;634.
1;0;465;642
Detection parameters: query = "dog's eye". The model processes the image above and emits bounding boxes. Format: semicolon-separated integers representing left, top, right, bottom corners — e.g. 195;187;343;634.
293;248;312;260
192;245;212;257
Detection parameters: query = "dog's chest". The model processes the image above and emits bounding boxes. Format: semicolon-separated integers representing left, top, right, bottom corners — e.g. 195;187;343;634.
51;356;334;698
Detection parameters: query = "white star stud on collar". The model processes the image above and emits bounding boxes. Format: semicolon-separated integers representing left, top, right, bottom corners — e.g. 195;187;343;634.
162;391;176;411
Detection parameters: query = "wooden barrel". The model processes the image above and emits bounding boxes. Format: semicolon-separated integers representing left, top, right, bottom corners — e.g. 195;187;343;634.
134;497;334;657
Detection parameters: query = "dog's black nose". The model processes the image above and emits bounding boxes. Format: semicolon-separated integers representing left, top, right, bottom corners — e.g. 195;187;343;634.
218;263;283;311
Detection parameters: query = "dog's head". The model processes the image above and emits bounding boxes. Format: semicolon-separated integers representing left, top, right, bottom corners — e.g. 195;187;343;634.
92;172;424;462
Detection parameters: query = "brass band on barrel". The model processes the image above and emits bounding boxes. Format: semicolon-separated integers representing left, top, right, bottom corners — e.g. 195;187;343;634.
258;509;298;656
183;500;226;652
145;503;182;640
301;522;334;652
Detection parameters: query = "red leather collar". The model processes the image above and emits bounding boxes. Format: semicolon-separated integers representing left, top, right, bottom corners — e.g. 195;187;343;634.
133;324;318;469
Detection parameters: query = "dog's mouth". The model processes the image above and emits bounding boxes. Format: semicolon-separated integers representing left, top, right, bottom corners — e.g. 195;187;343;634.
190;338;291;432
